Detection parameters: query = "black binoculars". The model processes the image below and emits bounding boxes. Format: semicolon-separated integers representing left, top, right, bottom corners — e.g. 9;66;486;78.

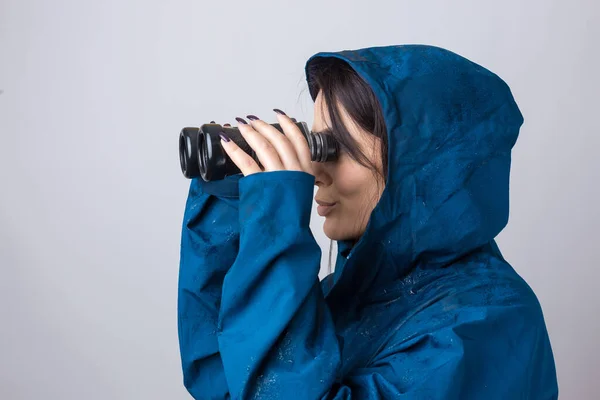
179;121;339;181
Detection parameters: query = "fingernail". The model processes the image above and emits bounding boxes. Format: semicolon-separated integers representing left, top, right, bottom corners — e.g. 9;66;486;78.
219;132;231;142
291;118;297;122
223;123;231;127
235;117;248;125
246;115;260;121
210;120;216;123
273;108;287;116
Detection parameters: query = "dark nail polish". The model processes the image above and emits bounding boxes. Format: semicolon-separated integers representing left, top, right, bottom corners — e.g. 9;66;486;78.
246;115;260;121
219;132;231;142
291;118;297;122
223;123;231;127
210;120;215;123
235;117;248;125
273;108;287;116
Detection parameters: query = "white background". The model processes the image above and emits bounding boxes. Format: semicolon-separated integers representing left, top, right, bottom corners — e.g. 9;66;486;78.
1;0;598;398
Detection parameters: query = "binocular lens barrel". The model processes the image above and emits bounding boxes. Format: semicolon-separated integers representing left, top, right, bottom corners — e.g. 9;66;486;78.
179;122;339;181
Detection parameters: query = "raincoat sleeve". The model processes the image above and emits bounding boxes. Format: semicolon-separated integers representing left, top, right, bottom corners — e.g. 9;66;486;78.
214;170;558;399
177;175;240;399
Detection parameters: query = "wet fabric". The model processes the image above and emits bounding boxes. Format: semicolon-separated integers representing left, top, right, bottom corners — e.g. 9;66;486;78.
177;45;558;399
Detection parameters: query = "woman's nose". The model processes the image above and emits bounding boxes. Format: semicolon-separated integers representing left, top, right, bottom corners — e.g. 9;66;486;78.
312;161;333;187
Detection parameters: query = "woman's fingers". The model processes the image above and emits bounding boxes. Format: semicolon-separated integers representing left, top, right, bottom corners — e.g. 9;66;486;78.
219;131;262;176
246;115;303;172
219;113;313;176
234;117;284;172
273;111;313;173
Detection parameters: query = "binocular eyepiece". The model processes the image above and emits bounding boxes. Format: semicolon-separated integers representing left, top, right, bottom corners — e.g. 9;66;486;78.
179;121;339;181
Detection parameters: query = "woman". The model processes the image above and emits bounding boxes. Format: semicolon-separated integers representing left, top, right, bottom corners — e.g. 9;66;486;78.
177;45;558;399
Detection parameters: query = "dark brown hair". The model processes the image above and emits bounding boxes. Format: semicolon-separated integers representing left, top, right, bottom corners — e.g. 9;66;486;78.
305;57;389;273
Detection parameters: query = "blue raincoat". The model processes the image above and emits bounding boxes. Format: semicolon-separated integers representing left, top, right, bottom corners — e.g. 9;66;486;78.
177;45;558;399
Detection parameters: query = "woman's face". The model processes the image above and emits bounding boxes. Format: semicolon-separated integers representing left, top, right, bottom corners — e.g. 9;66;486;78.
311;90;385;242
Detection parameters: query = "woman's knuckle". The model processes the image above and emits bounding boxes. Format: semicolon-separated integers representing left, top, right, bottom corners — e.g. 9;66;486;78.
242;158;255;169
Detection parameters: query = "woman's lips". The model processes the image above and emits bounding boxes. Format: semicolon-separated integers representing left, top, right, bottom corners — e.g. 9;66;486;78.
317;203;337;216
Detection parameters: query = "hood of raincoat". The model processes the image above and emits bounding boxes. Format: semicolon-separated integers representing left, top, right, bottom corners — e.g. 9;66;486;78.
304;45;523;298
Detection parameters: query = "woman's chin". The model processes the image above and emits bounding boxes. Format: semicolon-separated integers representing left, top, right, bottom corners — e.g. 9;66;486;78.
323;216;365;242
322;219;338;240
323;219;349;242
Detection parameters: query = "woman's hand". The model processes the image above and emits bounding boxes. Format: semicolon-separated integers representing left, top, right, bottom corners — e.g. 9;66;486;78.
219;110;314;177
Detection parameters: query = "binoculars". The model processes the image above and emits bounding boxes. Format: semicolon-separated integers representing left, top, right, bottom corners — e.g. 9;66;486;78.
179;121;339;181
